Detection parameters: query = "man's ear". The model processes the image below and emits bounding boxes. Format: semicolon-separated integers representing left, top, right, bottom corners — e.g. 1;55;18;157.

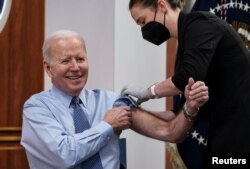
157;0;168;13
44;61;53;78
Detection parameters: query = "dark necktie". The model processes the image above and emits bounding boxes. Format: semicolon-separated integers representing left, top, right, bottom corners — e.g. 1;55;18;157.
71;97;104;169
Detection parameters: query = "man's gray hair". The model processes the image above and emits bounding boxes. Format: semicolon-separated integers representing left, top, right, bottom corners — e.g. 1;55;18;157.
42;30;86;64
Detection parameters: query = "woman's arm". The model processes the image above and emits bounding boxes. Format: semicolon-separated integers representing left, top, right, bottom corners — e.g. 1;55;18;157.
130;78;209;143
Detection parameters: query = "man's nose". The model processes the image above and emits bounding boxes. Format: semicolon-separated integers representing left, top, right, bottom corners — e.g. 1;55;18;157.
69;59;80;70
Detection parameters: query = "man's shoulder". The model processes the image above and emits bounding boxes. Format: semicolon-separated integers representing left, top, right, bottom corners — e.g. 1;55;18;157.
24;90;55;107
83;89;119;109
86;89;119;98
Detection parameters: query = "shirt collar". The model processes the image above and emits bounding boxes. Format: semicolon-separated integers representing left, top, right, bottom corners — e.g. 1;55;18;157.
51;86;87;108
78;91;87;107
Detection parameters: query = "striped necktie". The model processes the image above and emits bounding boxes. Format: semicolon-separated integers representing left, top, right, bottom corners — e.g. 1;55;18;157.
71;97;104;169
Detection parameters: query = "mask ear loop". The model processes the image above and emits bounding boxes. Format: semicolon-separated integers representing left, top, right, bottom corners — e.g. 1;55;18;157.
153;7;157;21
164;12;166;26
154;6;166;26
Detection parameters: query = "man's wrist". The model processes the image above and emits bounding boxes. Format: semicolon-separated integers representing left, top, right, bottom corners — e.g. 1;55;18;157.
183;103;199;122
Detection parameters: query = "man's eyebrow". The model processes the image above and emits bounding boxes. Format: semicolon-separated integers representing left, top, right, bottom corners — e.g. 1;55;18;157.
59;55;69;59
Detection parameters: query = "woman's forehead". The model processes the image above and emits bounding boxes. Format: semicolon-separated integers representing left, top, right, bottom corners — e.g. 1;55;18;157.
131;5;154;21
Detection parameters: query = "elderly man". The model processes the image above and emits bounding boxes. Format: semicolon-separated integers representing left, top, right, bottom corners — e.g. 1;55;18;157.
21;30;208;169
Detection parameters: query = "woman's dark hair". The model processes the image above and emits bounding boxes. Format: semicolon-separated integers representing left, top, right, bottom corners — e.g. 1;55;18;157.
129;0;184;10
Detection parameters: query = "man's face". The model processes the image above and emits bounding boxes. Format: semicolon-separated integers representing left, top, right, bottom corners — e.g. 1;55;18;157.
44;37;89;96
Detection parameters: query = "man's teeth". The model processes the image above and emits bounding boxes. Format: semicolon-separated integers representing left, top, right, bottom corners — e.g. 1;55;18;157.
68;76;80;80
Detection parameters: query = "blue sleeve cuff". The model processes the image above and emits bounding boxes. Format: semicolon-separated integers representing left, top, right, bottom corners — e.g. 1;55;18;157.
94;121;114;139
113;96;138;108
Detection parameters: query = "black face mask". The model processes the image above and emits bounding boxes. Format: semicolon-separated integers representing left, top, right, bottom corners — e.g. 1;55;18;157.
141;10;170;46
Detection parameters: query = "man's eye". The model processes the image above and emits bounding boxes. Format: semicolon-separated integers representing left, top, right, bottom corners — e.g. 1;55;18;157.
61;60;69;64
77;57;85;62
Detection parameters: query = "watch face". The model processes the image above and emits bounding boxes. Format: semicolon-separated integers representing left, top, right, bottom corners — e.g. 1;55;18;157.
0;0;12;32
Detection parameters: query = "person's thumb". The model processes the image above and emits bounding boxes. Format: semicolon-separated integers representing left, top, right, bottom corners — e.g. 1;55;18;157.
187;77;195;90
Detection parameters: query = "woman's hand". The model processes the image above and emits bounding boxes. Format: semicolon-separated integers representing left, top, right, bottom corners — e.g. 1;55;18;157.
120;85;150;104
184;77;209;114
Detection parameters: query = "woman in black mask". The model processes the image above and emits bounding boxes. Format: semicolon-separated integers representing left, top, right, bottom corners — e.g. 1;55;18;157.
122;0;250;168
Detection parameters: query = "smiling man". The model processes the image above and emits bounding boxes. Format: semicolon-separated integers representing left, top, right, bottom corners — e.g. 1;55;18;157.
20;30;132;169
43;30;89;96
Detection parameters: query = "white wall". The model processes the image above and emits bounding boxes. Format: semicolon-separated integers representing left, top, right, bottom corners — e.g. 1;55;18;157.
45;1;166;168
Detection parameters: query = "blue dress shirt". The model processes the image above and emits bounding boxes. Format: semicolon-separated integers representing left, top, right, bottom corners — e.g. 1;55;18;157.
21;86;122;169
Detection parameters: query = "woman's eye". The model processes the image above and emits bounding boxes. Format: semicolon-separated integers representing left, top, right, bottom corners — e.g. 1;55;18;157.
138;18;145;26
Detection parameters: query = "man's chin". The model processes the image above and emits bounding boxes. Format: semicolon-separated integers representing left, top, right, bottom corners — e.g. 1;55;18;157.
68;88;83;96
66;81;86;95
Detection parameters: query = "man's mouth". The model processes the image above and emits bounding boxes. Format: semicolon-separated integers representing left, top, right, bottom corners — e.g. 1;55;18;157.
67;75;82;80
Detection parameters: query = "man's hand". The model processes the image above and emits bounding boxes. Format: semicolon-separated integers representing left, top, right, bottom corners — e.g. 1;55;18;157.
120;85;150;104
103;107;132;132
184;78;209;114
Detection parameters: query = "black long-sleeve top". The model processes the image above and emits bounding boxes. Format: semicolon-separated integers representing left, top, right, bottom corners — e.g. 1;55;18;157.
172;11;250;153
